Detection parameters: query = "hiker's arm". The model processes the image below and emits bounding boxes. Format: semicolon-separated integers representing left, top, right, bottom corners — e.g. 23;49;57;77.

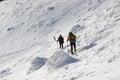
67;36;69;41
75;35;77;39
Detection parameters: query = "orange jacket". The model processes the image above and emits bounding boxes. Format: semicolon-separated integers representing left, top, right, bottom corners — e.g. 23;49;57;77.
67;35;77;41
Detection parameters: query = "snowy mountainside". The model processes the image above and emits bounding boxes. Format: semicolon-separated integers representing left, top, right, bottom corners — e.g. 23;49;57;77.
0;0;120;80
0;0;86;56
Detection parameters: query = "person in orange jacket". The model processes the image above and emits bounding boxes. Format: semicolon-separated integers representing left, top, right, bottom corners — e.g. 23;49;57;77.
67;32;77;54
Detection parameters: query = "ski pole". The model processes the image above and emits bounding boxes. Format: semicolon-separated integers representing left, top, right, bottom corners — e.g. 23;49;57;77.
67;41;69;53
57;41;59;50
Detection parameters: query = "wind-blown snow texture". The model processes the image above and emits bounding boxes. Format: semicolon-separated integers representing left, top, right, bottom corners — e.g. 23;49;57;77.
46;51;79;70
0;0;120;80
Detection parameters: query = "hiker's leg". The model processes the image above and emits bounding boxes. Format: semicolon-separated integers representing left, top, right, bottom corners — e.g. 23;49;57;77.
70;43;73;53
62;44;63;49
73;43;76;52
60;44;63;49
59;43;61;49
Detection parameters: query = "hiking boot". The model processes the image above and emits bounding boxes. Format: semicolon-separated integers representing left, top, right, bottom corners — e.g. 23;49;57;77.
74;49;76;52
71;51;74;54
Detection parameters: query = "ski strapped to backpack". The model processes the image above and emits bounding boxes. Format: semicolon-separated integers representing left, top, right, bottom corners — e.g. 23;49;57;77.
53;36;57;42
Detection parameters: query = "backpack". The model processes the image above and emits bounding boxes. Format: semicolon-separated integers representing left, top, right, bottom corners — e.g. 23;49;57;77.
58;36;64;43
69;32;75;39
69;32;76;43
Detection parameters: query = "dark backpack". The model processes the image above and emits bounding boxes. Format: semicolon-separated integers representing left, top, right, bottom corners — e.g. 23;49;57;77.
58;36;64;43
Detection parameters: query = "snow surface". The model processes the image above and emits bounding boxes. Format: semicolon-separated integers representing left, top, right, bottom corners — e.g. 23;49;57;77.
46;50;79;70
0;0;120;80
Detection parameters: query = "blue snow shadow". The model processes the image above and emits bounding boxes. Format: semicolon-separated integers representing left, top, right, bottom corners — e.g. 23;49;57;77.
0;68;11;78
27;57;47;74
46;50;79;70
71;24;84;33
79;43;97;52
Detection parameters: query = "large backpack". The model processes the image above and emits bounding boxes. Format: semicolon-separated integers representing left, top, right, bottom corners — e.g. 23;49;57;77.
69;32;76;43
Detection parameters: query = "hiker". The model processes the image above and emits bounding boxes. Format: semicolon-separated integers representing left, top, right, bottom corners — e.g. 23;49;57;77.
67;32;77;54
57;34;64;49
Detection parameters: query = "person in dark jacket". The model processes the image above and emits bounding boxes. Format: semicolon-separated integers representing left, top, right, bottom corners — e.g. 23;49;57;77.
57;34;64;49
67;32;77;54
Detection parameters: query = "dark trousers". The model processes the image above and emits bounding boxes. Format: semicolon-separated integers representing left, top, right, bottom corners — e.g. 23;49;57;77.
70;43;76;53
60;44;63;49
59;42;64;49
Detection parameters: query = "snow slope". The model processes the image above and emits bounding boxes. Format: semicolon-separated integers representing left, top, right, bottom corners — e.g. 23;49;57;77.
0;0;120;80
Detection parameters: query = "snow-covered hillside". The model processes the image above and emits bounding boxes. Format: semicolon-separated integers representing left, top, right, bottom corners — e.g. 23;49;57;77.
0;0;120;80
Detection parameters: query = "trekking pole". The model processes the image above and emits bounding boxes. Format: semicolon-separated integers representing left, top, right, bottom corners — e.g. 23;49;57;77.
76;38;80;47
67;41;69;53
57;41;59;50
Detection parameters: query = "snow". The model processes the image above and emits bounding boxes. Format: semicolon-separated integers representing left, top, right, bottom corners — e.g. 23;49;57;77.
0;0;120;80
46;50;79;70
28;57;47;74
